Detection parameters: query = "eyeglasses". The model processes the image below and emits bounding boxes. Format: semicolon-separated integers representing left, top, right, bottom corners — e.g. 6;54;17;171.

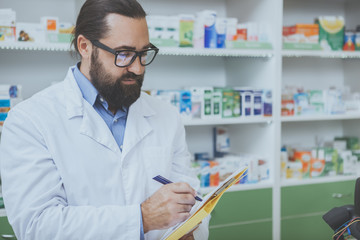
90;40;159;68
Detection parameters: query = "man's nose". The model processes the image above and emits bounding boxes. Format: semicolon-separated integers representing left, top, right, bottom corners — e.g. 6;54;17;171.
127;55;144;75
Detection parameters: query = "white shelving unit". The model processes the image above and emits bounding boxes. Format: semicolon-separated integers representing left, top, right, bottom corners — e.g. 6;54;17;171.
0;42;275;57
282;50;360;59
0;42;71;51
1;0;360;239
281;114;360;122
183;116;273;126
159;47;274;58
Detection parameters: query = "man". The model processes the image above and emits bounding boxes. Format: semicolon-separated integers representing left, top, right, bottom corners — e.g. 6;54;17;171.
0;0;209;239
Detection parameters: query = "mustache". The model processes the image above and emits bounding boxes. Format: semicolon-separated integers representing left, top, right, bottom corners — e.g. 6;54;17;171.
118;72;144;84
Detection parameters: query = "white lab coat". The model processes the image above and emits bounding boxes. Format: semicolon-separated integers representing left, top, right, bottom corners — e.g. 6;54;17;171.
0;67;209;240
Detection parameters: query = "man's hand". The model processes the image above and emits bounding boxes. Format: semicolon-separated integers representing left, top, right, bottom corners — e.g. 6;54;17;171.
141;182;196;233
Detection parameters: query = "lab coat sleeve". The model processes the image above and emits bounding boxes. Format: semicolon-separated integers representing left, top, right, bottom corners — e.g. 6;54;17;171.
0;108;141;240
170;111;210;240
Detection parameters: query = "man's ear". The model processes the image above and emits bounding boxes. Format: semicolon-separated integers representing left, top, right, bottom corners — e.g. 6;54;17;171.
77;34;92;60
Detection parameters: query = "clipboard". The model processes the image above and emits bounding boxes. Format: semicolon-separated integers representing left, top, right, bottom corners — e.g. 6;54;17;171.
160;166;248;240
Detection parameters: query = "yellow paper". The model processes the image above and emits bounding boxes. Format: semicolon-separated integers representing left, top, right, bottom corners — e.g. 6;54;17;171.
161;166;248;240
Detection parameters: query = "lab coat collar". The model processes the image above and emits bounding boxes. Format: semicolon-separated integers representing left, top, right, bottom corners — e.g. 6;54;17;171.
64;67;84;119
63;66;156;155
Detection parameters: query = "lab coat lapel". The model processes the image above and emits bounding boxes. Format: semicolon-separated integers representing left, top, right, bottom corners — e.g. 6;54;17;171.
63;67;119;153
79;107;119;153
121;94;155;159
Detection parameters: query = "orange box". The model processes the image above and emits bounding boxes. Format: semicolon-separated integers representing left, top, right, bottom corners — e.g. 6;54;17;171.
41;17;59;33
209;161;219;187
47;20;57;31
283;24;318;37
283;24;319;43
236;28;247;41
310;158;325;177
281;99;295;116
293;151;311;178
297;24;318;37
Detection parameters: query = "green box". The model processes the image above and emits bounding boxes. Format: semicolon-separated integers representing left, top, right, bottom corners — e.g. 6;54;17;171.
215;88;234;118
322;147;337;176
309;90;325;114
203;89;212;117
212;91;222;118
316;17;345;51
179;17;194;47
233;91;241;117
335;137;360;151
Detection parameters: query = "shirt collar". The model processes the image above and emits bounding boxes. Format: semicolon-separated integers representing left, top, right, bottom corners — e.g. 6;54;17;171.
73;62;99;106
72;62;129;117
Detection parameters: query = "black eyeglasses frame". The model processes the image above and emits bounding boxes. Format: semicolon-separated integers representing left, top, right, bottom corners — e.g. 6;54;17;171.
90;40;159;68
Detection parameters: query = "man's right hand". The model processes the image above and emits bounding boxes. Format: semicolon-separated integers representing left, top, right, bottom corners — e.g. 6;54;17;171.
141;182;197;233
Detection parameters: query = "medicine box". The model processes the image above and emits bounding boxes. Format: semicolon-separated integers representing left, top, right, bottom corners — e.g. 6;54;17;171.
212;90;222;118
0;9;16;42
179;14;194;47
213;126;230;158
283;24;319;44
215;88;233;118
202;87;213;119
189;87;203;119
293;150;311;178
179;90;192;119
316;16;345;51
16;23;45;42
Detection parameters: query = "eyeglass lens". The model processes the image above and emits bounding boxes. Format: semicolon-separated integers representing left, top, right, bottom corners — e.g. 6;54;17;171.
116;50;157;67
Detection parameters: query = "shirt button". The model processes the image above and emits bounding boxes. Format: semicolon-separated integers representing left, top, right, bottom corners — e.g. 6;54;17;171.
100;97;104;102
114;119;118;122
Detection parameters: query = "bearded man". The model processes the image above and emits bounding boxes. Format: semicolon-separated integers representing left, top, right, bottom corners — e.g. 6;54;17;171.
0;0;209;239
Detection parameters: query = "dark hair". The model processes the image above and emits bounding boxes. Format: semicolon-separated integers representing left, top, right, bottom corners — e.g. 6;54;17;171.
71;0;146;55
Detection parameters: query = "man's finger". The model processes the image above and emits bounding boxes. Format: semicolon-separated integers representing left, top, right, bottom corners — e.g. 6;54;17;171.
177;193;196;205
168;182;196;196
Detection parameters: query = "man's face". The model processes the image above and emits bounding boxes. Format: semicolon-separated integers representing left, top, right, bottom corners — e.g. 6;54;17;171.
89;14;149;111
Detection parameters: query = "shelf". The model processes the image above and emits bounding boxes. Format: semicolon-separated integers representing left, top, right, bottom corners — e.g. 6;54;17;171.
200;180;273;195
282;50;360;59
0;42;72;51
281;175;358;187
159;47;274;58
0;42;274;58
281;114;360;122
0;209;6;217
183;116;273;126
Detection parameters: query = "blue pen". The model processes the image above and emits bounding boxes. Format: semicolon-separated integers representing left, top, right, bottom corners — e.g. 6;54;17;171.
153;175;203;202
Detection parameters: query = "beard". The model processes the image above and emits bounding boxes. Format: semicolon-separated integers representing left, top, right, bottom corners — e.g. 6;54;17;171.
89;48;144;112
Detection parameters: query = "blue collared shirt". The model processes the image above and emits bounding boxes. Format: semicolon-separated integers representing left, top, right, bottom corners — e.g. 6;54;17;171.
72;64;145;239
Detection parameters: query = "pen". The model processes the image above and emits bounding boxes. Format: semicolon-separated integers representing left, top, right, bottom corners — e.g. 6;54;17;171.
153;175;203;202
